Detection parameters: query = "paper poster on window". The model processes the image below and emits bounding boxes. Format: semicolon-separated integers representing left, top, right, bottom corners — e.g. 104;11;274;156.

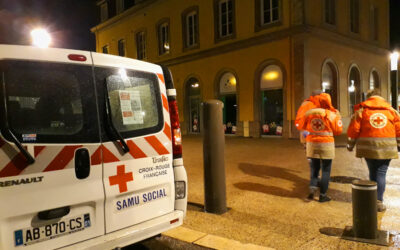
119;90;143;125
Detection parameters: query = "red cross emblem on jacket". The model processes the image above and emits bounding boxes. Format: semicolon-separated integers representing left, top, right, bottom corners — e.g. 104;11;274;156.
369;113;387;129
109;165;133;193
311;118;324;131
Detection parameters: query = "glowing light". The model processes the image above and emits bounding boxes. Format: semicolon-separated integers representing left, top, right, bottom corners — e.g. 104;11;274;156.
164;42;170;50
263;71;279;81
230;77;236;86
31;28;51;48
390;51;399;71
191;83;199;88
348;80;355;92
118;68;127;78
322;81;329;92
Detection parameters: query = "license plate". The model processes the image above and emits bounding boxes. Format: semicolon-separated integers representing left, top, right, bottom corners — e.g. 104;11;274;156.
14;213;91;246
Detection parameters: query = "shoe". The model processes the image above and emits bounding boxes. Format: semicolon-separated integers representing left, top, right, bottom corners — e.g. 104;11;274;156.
377;200;386;212
319;194;331;203
307;187;317;200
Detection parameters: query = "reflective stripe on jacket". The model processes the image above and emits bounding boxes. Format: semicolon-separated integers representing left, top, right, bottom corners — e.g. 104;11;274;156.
347;96;400;159
301;108;343;159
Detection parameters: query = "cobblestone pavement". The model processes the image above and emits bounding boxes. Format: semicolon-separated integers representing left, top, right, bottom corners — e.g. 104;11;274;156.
179;135;400;249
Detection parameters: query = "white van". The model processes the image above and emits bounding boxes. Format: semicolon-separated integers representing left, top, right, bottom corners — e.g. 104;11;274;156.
0;45;187;249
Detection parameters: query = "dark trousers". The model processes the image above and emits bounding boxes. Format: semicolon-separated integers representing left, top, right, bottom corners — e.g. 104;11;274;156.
308;158;332;195
365;159;390;201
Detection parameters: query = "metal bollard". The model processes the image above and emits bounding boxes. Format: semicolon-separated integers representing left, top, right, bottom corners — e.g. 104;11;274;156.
351;180;378;239
201;100;227;214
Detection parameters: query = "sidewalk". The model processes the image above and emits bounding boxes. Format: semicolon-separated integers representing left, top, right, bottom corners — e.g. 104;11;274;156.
169;135;400;249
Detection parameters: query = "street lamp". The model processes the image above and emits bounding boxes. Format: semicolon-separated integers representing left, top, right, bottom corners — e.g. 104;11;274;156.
390;52;399;110
31;28;51;48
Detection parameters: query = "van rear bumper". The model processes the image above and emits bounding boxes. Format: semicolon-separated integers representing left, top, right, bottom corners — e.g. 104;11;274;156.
58;210;184;250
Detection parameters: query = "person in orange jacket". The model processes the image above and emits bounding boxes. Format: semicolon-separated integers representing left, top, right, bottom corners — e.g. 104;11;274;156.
347;89;400;212
295;90;323;144
300;93;343;202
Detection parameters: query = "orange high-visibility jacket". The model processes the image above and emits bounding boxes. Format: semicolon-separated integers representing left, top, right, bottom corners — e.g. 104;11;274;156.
300;94;343;159
347;96;400;159
295;96;317;130
295;96;318;143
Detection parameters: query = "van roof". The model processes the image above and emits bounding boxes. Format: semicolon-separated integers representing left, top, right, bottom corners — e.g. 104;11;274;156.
0;44;162;74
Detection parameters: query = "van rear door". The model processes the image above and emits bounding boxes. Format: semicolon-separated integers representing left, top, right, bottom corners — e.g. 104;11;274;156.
0;54;104;249
91;53;175;233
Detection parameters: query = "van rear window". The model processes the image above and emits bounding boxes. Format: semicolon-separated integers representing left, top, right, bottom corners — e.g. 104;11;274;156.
0;60;99;143
106;73;159;132
96;67;163;140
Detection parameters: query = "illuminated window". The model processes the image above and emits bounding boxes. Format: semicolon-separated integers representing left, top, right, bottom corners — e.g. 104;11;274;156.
219;72;237;134
369;70;380;90
321;61;338;108
260;65;283;136
158;21;170;55
186;78;201;133
349;66;361;113
136;31;146;60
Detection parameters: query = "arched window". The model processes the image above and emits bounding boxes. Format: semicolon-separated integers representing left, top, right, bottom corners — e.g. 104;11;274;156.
369;70;380;90
260;65;283;136
219;72;237;134
321;61;338;109
186;77;201;133
349;66;361;113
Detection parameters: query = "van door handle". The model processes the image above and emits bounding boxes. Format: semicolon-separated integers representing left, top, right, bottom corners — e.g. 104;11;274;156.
38;206;70;220
75;148;90;179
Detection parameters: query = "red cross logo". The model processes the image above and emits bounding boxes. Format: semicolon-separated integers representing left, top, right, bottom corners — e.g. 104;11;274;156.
370;113;387;128
314;121;322;129
311;118;324;131
109;165;133;193
373;116;383;125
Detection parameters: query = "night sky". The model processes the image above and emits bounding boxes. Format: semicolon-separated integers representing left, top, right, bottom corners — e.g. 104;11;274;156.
0;0;98;51
390;0;400;50
0;0;399;51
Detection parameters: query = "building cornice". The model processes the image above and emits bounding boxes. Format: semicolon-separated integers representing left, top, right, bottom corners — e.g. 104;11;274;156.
307;25;390;55
155;25;389;67
91;0;159;33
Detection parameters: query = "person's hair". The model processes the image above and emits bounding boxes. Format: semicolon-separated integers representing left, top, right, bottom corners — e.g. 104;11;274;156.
366;89;381;99
311;89;323;96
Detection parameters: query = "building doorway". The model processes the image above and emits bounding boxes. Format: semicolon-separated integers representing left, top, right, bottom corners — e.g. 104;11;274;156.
186;77;201;133
260;65;283;136
218;72;237;134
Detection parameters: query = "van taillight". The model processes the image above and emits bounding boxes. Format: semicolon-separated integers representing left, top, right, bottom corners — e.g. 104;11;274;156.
168;99;182;158
68;54;87;61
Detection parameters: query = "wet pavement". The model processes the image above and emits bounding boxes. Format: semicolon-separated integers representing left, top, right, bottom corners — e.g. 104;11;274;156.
173;135;400;249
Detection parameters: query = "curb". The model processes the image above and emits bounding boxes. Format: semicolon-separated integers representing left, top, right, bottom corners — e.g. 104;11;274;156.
162;226;274;250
